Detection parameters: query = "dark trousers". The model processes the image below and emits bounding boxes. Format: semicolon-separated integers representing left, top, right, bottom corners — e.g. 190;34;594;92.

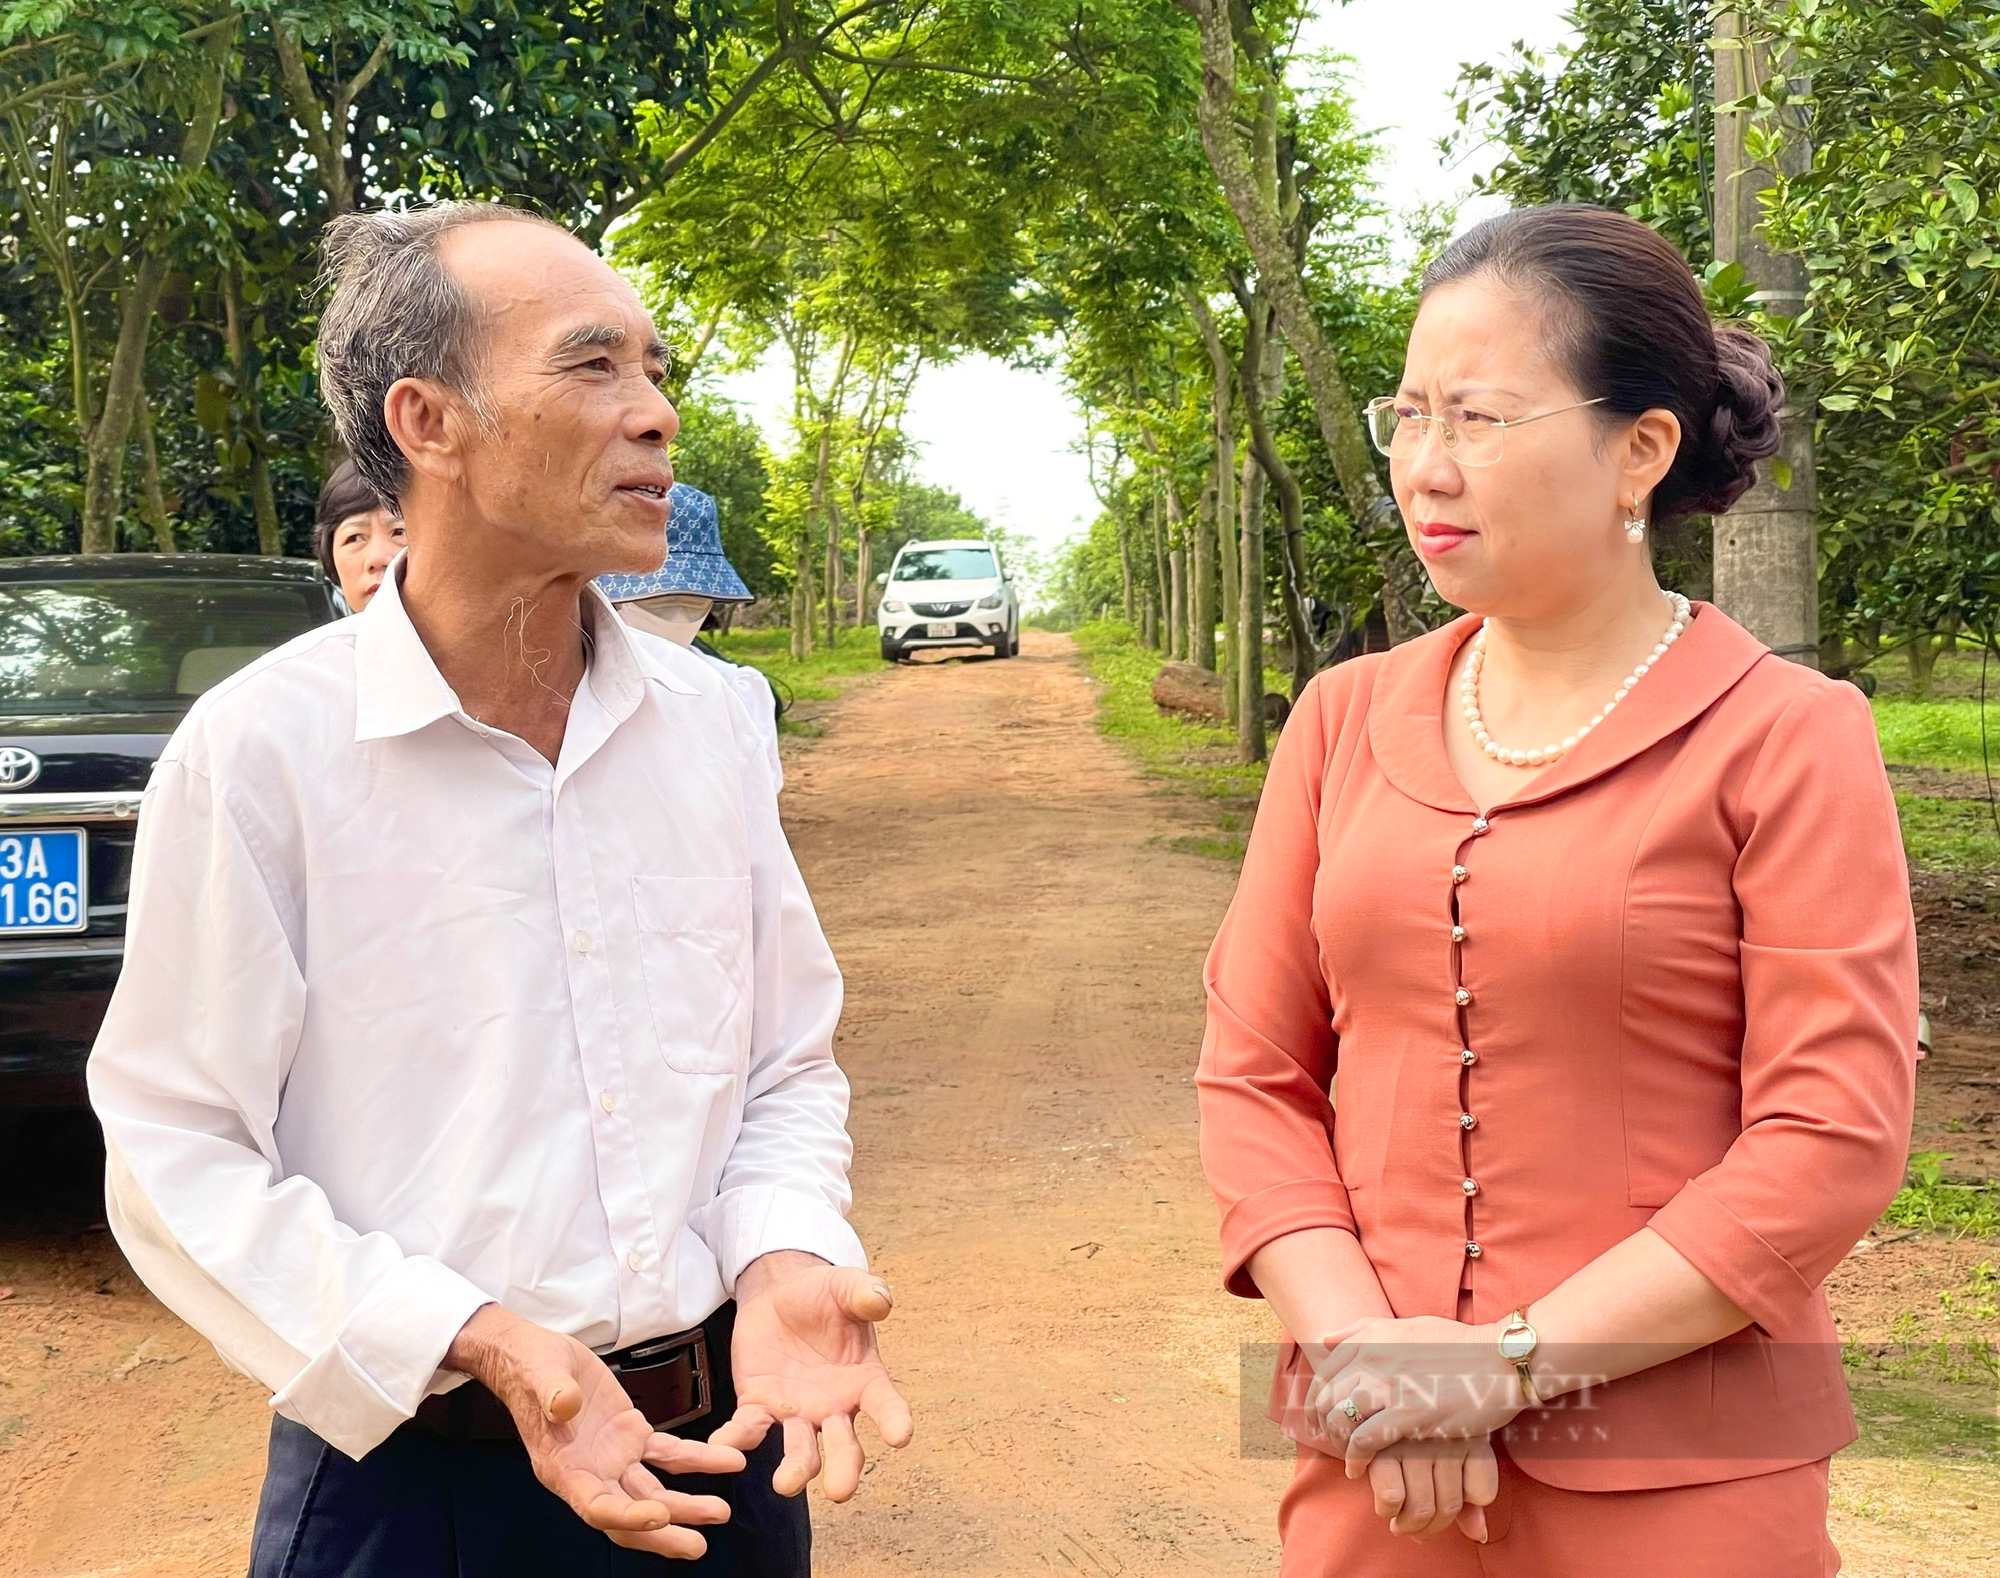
248;1397;809;1577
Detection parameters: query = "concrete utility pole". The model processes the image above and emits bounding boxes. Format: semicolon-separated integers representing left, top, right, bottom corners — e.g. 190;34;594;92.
1711;12;1819;666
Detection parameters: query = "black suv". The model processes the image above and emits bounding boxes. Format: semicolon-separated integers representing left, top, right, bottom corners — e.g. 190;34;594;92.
0;555;338;1107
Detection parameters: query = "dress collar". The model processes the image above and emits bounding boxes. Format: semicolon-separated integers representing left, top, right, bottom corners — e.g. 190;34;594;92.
1365;602;1772;815
353;557;695;744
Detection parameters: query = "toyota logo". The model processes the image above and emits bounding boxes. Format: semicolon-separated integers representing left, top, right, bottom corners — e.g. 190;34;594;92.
0;746;41;789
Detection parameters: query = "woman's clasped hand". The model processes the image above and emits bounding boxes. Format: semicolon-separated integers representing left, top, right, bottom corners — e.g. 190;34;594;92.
1299;1315;1531;1544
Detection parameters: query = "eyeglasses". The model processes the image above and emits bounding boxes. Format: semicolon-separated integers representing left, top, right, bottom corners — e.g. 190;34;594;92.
1364;396;1606;468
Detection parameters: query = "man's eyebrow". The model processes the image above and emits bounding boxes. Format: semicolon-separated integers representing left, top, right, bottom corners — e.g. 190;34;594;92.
551;324;627;358
550;325;671;364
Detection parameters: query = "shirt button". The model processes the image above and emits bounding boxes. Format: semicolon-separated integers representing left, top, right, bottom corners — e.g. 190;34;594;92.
1456;988;1473;1007
1451;865;1470;885
573;930;595;955
1451;925;1467;943
626;1249;644;1272
1465;1241;1483;1259
1471;817;1490;836
1460;1048;1477;1066
1463;1178;1479;1195
1460;1112;1478;1130
600;1090;619;1114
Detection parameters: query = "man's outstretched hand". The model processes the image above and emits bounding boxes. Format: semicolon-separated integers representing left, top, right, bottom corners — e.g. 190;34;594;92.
732;1251;914;1501
446;1303;758;1559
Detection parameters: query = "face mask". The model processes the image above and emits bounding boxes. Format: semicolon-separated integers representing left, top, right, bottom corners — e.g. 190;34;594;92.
618;594;713;646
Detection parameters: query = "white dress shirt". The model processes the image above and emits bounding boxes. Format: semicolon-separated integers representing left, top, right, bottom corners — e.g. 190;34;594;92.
87;566;864;1460
700;651;783;792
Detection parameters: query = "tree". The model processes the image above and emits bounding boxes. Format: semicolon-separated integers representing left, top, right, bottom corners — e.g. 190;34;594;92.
1459;0;2000;675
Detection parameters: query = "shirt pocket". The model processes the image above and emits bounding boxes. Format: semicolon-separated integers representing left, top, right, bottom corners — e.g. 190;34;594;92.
632;874;753;1076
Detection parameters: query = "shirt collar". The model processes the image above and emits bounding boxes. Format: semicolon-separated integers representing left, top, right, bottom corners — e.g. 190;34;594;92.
353;558;696;744
353;556;461;742
1365;601;1772;815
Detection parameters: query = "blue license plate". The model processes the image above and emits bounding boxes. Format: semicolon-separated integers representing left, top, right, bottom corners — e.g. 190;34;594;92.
0;828;88;934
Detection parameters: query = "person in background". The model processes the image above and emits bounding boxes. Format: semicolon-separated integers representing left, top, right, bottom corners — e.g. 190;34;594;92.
599;482;785;792
313;459;405;612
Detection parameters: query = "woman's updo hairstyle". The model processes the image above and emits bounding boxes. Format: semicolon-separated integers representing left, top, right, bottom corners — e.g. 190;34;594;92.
1419;204;1787;522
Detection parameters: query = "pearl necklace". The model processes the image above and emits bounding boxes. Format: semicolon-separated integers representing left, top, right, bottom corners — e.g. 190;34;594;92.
1462;593;1692;768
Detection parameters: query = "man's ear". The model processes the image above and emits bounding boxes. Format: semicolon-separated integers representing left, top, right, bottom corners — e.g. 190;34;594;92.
382;376;467;489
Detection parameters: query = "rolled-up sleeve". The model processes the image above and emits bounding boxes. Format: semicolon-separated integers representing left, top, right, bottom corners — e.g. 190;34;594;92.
687;711;867;1287
88;756;492;1459
1197;677;1354;1298
1648;679;1919;1330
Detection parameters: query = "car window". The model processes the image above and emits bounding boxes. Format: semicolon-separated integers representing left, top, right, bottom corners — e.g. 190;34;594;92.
0;580;327;715
891;548;998;582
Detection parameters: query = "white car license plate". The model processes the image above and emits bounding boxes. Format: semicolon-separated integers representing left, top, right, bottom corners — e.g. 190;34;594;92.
0;827;88;934
925;621;956;638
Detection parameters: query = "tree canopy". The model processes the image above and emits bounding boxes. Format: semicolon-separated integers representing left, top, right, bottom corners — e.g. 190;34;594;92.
2;0;1992;716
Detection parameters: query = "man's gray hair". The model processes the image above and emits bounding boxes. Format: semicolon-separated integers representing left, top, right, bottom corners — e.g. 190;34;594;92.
316;201;567;507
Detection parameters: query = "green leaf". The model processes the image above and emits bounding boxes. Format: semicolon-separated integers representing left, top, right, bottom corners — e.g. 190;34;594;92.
1771;457;1795;492
1943;175;1980;222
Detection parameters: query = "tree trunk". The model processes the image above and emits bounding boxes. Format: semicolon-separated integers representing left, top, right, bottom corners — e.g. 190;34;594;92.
1711;11;1818;665
1168;545;1187;661
272;28;392;217
823;494;841;652
80;257;168;551
1192;464;1216;670
223;266;285;555
1150;489;1169;651
136;392;175;551
1237;441;1266;763
1183;0;1401;577
1907;633;1945;697
1232;279;1315;702
854;527;871;625
79;19;235;552
1117;509;1134;623
1188;288;1238;698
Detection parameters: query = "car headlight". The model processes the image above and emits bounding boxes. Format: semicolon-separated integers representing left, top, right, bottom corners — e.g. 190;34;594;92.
975;592;1004;609
882;599;906;613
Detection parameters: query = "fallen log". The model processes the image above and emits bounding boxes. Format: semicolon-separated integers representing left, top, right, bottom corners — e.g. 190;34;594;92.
1152;661;1227;722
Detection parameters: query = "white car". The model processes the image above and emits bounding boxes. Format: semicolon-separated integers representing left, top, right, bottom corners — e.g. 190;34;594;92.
877;539;1019;661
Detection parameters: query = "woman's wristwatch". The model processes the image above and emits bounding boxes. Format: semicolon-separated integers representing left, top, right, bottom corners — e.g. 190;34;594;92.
1497;1309;1542;1406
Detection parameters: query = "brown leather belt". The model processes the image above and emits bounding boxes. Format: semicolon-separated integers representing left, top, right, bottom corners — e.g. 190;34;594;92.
412;1301;734;1445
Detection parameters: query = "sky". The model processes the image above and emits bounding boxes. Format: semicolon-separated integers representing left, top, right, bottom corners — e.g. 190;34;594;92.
708;0;1579;570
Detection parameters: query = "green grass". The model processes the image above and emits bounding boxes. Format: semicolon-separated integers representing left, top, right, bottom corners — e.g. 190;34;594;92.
705;624;887;727
1895;793;2000;873
1884;1154;2000;1238
1875;698;2000;773
1069;619;1273;804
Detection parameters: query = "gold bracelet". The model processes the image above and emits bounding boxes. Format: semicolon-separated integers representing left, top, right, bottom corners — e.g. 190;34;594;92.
1497;1309;1541;1406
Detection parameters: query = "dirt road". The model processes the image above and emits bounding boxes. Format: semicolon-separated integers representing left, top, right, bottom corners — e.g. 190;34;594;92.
790;632;1289;1573
1;630;1990;1575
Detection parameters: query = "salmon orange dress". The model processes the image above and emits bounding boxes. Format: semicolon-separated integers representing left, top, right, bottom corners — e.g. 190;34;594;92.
1198;605;1918;1576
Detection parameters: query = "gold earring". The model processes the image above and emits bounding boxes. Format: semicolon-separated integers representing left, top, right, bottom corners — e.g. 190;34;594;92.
1624;500;1647;544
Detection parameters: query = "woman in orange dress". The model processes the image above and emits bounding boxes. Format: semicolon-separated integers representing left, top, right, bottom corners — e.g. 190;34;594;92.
1197;205;1917;1576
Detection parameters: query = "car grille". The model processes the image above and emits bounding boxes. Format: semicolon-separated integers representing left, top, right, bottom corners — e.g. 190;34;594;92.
84;824;135;935
910;601;973;618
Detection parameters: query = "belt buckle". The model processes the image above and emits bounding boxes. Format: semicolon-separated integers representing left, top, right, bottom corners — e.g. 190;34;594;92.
618;1328;712;1432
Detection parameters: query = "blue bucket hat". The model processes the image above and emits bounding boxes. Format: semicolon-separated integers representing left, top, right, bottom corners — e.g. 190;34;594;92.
596;483;752;604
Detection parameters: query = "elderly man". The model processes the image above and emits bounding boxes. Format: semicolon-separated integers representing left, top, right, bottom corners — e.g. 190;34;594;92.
87;202;909;1577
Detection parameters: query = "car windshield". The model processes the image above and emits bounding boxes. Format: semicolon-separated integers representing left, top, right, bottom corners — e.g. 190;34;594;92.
892;548;998;582
0;579;326;716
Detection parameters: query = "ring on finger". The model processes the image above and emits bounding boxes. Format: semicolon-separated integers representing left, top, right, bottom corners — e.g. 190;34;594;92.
1340;1395;1362;1422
